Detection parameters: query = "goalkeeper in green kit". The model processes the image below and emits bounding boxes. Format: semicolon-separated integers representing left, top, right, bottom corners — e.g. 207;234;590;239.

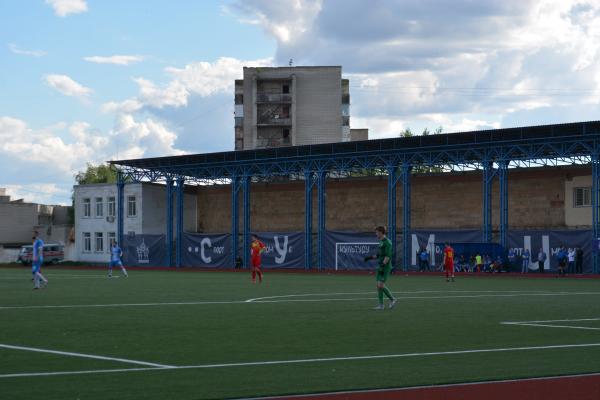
364;226;397;310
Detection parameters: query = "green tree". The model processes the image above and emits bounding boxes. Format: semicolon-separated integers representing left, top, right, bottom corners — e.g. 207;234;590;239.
69;163;118;224
400;128;413;137
74;163;118;185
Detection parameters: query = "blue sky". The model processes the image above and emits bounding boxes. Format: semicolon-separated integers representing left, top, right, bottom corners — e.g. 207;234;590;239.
1;0;600;205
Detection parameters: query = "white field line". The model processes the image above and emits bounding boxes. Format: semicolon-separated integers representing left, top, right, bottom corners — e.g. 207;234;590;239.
2;342;600;379
0;274;111;280
2;291;600;310
0;343;174;368
501;317;600;331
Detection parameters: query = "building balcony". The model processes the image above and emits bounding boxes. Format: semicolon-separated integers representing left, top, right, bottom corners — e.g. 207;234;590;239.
256;137;291;148
256;93;292;103
257;117;291;126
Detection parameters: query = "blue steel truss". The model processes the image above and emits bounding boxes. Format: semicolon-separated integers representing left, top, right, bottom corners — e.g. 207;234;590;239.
110;121;600;272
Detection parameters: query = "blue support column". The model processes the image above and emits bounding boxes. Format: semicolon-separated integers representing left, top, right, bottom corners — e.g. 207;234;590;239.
242;175;251;268
401;164;412;271
166;177;174;267
387;166;398;268
231;176;241;267
317;170;327;269
304;170;314;269
482;161;494;243
592;154;600;274
499;160;509;249
176;177;184;268
117;171;125;247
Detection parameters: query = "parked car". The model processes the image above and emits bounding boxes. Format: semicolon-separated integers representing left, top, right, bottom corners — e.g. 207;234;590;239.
18;244;64;265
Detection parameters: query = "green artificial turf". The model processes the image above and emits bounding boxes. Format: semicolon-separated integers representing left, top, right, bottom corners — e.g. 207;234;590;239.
1;267;599;399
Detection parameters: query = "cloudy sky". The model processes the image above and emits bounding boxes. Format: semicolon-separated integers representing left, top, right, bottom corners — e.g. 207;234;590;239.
1;0;600;205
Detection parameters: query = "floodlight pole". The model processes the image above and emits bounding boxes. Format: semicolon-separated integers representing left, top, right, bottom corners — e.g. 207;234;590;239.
499;160;509;249
387;165;399;269
482;160;494;243
231;176;241;267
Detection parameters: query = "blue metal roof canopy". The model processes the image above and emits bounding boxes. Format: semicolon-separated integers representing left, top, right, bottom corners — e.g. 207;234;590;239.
109;120;600;273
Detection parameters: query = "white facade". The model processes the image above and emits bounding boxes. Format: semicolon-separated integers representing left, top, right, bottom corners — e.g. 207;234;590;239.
74;183;197;263
564;175;592;227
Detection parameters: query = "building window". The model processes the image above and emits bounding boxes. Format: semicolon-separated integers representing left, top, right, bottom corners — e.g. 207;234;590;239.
127;196;137;217
107;197;116;217
95;232;104;252
574;187;591;207
83;232;91;252
95;197;103;217
107;232;116;251
282;84;289;94
83;198;91;218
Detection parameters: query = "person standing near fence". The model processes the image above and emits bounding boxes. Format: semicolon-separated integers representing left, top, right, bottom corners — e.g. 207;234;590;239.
443;242;455;282
521;249;530;273
250;234;265;284
537;248;546;273
567;248;576;274
576;247;584;274
419;247;429;272
365;226;396;310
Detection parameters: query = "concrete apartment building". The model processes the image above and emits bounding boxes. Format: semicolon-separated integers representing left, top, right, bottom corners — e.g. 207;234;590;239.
234;66;367;150
73;183;197;263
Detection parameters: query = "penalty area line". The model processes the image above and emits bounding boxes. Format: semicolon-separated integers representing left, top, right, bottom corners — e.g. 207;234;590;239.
2;342;600;379
0;343;174;368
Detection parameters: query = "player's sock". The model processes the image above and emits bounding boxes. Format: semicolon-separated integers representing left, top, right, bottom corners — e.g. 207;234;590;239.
382;287;394;300
121;266;128;277
251;270;256;281
108;268;112;277
257;270;263;282
33;275;40;288
377;288;384;305
36;272;47;283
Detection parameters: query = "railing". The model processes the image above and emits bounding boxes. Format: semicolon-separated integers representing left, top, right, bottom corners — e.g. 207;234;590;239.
257;117;291;125
256;93;292;103
256;137;291;148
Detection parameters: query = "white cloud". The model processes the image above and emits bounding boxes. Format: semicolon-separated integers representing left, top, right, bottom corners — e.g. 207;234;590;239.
44;74;93;100
0;115;185;204
83;55;145;65
8;43;47;57
3;184;72;206
45;0;88;17
228;0;600;136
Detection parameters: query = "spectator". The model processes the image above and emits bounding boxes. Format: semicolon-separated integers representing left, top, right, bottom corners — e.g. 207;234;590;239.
483;254;493;272
557;246;568;277
537;248;547;273
576;247;584;274
491;256;503;273
521;248;530;273
458;254;468;272
475;253;483;273
418;247;430;272
507;248;516;272
567;248;576;274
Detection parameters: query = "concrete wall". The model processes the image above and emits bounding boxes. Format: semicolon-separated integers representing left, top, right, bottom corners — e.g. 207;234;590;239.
0;203;39;244
196;166;589;233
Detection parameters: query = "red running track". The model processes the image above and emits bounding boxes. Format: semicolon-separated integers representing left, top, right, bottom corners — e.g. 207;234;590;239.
250;373;600;400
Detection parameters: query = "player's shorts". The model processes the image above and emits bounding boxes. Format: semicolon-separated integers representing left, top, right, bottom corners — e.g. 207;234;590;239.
32;260;42;274
251;257;261;269
376;266;391;282
109;260;123;268
444;262;454;272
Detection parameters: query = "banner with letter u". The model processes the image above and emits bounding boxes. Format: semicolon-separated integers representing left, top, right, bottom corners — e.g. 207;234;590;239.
253;232;305;268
